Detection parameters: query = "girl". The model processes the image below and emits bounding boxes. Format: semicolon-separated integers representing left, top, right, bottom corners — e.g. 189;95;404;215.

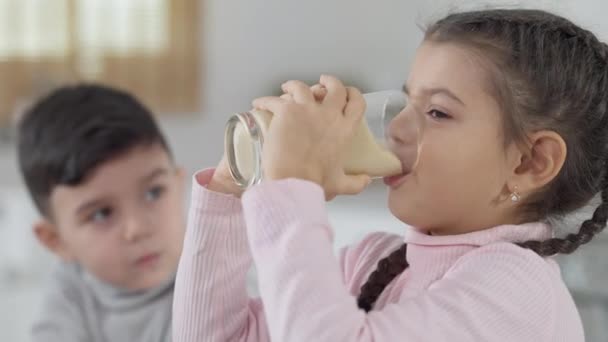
173;9;607;341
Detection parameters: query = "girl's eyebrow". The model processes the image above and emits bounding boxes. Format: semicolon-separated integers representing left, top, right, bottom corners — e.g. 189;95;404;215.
402;84;466;106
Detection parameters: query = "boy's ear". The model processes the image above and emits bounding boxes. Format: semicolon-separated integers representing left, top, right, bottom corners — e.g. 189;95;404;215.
33;220;75;261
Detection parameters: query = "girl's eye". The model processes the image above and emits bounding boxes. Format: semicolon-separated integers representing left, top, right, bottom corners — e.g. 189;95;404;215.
427;109;451;120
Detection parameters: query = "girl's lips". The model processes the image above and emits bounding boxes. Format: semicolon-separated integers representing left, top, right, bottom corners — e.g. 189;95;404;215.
383;157;411;188
383;173;409;188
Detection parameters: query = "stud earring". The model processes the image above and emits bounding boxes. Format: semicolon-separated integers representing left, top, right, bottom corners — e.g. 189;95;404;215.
510;186;521;202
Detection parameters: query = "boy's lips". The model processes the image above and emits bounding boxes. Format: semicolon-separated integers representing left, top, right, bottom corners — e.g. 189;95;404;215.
135;252;160;268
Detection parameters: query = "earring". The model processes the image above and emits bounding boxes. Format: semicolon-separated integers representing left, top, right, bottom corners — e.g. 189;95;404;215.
510;186;521;202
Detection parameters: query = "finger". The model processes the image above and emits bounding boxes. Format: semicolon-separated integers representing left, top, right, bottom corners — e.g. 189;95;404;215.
325;192;337;201
252;96;291;114
280;93;295;102
281;80;315;103
344;87;366;124
319;74;347;110
310;84;327;102
335;174;372;195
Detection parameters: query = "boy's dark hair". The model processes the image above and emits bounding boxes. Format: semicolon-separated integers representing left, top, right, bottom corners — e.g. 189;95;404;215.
18;84;172;216
358;9;608;312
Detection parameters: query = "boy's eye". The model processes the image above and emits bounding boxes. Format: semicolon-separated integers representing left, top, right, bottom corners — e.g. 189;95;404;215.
145;185;165;202
89;207;112;223
427;109;451;120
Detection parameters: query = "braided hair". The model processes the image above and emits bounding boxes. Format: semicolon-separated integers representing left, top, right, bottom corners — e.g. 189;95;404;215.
357;9;608;312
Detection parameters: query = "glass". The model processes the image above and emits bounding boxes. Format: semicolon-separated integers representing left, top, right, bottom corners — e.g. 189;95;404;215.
224;90;421;189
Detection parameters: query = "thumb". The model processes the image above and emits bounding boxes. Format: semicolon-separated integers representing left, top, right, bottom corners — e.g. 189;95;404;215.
335;174;372;195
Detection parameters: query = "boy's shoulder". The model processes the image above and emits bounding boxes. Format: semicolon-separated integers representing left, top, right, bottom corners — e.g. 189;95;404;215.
49;260;85;282
31;261;93;340
43;261;90;303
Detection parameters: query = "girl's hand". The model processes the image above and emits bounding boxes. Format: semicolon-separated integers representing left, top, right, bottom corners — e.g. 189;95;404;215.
207;155;244;198
252;75;371;200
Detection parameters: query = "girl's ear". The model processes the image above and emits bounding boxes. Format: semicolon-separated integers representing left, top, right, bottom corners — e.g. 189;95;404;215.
508;130;567;196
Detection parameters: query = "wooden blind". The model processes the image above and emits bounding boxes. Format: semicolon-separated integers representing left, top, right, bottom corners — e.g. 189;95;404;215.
0;0;200;127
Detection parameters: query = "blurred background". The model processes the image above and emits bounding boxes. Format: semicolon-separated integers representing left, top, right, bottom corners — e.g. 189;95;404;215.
0;0;606;340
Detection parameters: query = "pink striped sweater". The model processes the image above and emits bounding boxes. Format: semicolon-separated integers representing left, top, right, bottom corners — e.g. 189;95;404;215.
172;169;584;341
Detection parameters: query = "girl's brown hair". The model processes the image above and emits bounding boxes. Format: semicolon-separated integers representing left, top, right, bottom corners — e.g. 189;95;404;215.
357;9;608;312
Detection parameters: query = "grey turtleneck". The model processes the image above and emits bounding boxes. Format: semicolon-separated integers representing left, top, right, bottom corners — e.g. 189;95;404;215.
31;261;174;342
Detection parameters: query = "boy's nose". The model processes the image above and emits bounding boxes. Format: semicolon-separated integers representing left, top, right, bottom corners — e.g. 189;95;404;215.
122;216;152;243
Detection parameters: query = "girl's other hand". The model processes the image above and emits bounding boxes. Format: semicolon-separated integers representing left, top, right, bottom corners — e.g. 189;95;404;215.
252;75;371;200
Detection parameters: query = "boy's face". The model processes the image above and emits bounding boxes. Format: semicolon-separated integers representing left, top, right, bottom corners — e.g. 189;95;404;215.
37;144;185;290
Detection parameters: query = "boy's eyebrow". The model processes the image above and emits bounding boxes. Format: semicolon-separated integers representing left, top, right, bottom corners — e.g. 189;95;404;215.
141;167;170;184
76;198;106;216
402;84;465;106
75;168;170;216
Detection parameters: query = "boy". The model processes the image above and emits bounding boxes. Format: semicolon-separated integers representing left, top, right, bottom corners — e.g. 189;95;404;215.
17;84;185;342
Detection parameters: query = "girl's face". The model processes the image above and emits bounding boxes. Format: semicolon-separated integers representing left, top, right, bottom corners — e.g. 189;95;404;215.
387;41;521;235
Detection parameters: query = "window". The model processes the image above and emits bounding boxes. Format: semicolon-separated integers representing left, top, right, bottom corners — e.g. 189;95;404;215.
0;0;200;128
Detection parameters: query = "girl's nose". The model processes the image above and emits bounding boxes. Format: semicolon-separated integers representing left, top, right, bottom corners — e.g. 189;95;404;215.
387;106;421;146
